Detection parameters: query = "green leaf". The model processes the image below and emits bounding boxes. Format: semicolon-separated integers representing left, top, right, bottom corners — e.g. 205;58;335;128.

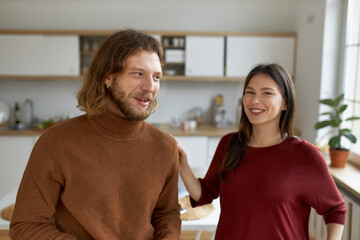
334;94;344;106
314;120;331;129
320;98;336;106
342;131;357;144
346;116;360;121
320;112;333;116
342;128;351;132
329;118;341;127
329;136;341;149
338;104;347;113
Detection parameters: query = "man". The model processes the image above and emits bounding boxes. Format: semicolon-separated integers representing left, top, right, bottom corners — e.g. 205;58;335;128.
10;30;181;239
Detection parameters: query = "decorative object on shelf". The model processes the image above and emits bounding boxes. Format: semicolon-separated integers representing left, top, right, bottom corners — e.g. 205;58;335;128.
213;94;226;127
0;101;10;126
314;93;360;168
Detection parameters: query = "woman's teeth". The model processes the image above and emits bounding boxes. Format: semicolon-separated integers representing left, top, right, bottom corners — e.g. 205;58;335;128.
251;109;262;113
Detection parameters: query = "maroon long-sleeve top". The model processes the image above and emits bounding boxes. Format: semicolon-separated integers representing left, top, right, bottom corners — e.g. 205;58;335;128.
193;133;346;240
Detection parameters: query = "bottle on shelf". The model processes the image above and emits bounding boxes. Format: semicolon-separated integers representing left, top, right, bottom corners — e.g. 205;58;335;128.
213;94;226;127
14;102;21;125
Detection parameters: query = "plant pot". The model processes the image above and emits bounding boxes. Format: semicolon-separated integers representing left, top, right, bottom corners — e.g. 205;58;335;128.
329;148;350;168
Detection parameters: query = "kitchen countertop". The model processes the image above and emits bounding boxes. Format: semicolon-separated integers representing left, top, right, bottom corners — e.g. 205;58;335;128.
329;163;360;200
0;124;238;137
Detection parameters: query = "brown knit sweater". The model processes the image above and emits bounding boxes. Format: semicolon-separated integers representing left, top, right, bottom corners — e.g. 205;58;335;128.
9;110;181;240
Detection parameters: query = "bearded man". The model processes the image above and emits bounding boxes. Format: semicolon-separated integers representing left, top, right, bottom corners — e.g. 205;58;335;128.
10;30;181;240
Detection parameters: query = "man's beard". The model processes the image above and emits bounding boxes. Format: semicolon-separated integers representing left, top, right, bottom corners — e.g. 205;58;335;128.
109;85;157;121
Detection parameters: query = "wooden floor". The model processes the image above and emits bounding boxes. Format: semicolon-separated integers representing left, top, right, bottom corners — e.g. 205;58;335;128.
0;230;9;240
0;229;316;240
180;230;213;240
0;230;213;240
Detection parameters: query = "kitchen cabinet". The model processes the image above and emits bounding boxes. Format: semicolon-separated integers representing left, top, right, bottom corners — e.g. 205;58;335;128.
0;30;296;82
309;184;360;240
0;34;79;76
185;36;225;77
0;136;36;199
175;136;207;169
207;137;221;165
226;35;296;77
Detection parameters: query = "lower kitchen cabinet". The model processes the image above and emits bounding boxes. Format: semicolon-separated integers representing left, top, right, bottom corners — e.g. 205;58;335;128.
0;135;223;199
309;185;360;240
0;136;37;199
175;136;208;170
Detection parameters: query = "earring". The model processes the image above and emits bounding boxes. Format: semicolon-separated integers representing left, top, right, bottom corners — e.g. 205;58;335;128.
106;85;110;90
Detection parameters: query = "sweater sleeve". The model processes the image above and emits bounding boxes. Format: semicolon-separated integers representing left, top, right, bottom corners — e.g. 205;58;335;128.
191;133;231;207
300;144;347;225
151;147;181;240
9;131;78;240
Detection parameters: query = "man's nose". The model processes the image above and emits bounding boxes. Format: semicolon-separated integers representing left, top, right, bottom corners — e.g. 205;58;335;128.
141;75;155;92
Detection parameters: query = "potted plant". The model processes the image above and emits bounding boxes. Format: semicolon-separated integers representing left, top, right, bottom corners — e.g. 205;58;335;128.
314;93;360;168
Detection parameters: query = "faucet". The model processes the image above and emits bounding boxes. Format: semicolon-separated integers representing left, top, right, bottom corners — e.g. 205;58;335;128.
23;99;35;127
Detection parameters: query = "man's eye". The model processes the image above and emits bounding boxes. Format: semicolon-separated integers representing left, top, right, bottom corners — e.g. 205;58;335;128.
134;72;143;77
154;75;161;81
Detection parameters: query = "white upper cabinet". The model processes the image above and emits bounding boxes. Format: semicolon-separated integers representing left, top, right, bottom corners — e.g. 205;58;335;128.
43;35;80;75
0;34;79;76
226;36;296;77
185;36;224;77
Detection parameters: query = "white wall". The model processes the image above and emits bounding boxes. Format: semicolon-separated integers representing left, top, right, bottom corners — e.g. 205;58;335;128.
291;0;326;142
0;0;329;143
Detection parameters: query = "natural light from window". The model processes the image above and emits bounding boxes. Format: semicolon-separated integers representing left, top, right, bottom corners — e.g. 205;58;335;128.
343;0;360;158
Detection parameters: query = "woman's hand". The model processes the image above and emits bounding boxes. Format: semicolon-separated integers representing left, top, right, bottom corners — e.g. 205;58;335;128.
176;141;202;202
177;143;189;172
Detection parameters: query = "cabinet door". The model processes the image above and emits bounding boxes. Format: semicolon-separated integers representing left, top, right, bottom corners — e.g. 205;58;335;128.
207;137;221;165
175;136;207;169
43;35;80;75
0;34;79;76
185;36;224;77
0;136;35;199
226;36;295;77
351;201;360;240
0;35;44;75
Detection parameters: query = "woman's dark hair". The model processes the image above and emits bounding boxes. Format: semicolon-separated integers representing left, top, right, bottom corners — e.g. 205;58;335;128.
77;29;163;115
220;63;296;179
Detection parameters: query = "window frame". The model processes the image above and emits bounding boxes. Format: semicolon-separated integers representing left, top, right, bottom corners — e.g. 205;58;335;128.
341;0;360;167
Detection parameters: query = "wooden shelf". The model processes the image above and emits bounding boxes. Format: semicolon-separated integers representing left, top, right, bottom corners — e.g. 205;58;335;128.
0;75;245;82
161;76;245;82
0;75;81;80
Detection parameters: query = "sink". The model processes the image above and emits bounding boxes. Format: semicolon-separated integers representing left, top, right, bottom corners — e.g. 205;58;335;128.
6;123;31;131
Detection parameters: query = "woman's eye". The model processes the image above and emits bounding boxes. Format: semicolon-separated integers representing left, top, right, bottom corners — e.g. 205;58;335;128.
245;91;254;95
264;92;272;95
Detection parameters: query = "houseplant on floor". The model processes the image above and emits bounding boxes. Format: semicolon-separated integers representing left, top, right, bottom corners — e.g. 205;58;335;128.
314;93;360;168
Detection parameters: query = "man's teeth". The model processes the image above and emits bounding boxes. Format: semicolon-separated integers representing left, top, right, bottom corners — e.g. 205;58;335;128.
136;97;149;102
251;109;262;113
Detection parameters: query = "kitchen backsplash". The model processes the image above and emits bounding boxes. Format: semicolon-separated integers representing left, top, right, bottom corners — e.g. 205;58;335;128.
0;79;244;126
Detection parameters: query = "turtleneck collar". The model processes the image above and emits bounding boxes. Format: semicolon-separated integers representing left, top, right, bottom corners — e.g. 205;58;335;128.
88;109;144;141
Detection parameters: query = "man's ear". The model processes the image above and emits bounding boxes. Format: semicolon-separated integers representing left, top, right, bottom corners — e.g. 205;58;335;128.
103;75;112;89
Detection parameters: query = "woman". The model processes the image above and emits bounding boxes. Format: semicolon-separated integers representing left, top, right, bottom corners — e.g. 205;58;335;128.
178;64;346;239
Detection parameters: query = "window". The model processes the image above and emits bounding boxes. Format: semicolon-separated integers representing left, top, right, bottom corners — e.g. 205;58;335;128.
342;0;360;162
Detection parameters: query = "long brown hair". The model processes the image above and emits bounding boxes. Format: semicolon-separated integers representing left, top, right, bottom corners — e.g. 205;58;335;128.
76;29;163;115
220;64;296;179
